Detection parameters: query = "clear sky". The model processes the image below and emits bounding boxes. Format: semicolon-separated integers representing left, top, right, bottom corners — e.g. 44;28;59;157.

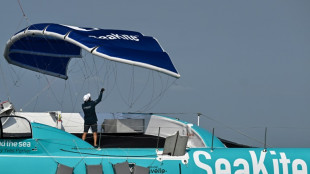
1;1;310;147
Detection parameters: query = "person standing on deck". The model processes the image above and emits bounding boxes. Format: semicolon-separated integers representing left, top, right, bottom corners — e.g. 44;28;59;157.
82;88;105;147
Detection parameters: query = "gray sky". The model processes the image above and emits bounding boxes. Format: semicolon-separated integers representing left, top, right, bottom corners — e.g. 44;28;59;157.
1;1;310;147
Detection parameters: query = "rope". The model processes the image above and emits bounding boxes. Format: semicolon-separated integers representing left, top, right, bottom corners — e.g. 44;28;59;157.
60;149;157;158
7;62;23;88
4;9;178;113
4;2;181;113
17;0;25;16
66;81;74;112
32;96;38;112
128;65;135;108
72;140;87;168
145;77;177;111
21;77;57;110
0;60;9;98
137;73;177;112
37;139;59;164
44;76;63;108
91;54;101;91
199;113;271;147
130;71;151;106
17;0;28;20
114;66;131;108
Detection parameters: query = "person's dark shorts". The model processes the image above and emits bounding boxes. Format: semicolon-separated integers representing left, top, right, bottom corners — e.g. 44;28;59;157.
84;124;97;133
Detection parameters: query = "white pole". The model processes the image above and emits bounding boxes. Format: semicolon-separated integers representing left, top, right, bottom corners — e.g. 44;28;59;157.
197;113;201;126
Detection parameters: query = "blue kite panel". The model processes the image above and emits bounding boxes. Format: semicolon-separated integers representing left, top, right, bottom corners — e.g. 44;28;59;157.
5;23;180;79
45;24;73;36
27;23;50;31
11;36;81;56
68;29;143;49
9;53;70;78
96;46;177;74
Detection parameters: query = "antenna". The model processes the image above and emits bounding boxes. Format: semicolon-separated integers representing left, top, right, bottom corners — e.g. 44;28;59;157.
263;127;267;152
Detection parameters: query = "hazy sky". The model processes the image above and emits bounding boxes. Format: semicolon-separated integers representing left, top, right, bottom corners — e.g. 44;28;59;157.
1;1;310;147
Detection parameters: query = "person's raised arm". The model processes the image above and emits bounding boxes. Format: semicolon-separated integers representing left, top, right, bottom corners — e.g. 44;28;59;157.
94;88;104;105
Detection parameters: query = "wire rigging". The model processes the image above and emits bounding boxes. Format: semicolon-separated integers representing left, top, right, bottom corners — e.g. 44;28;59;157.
130;70;151;107
199;113;272;147
100;60;116;102
21;77;57;110
4;10;180;113
17;0;27;19
17;0;31;26
0;59;9;98
128;65;135;108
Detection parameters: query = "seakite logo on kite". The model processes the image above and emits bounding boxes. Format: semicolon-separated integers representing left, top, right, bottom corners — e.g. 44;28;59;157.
88;33;140;41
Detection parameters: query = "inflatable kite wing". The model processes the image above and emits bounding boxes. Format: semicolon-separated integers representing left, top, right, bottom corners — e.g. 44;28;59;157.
4;23;180;79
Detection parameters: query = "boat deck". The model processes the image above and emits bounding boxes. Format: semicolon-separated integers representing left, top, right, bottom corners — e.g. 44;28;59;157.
74;133;166;148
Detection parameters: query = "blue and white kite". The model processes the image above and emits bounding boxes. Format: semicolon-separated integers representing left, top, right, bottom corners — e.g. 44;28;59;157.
4;23;180;79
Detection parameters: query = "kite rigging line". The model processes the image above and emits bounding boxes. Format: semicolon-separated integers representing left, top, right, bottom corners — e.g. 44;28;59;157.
17;0;32;26
5;17;180;111
17;0;27;19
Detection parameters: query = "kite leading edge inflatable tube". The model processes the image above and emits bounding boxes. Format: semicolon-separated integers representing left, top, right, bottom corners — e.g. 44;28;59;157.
4;23;180;79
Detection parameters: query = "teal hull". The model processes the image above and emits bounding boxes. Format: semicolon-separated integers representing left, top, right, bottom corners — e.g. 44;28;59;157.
0;120;309;173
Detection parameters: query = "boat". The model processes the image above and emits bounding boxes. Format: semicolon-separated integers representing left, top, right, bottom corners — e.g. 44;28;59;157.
0;106;309;173
1;23;310;173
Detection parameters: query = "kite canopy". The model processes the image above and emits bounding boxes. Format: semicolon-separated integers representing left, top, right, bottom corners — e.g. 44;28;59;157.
4;23;180;79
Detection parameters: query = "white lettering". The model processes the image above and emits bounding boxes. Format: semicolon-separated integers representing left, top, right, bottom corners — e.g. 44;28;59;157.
98;36;107;39
0;141;5;147
216;158;231;174
193;151;213;174
272;159;279;174
6;141;18;147
279;153;290;174
233;158;249;174
292;159;307;174
192;150;308;174
250;151;267;174
18;142;31;147
270;151;279;174
89;34;139;41
0;140;31;148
